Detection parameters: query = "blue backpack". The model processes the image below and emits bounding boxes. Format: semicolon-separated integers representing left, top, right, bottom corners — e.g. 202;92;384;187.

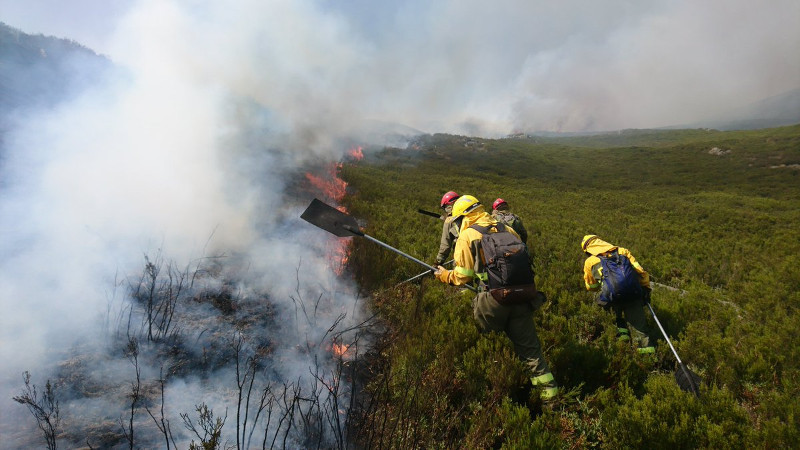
598;250;642;305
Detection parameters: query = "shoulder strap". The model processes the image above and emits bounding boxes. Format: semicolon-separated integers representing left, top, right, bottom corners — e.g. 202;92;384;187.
469;224;489;234
469;222;506;234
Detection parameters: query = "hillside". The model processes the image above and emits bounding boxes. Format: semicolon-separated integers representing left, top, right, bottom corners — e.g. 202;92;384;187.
340;125;800;448
0;22;111;137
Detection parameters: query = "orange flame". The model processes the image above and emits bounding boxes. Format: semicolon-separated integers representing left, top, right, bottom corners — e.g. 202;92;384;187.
348;146;364;161
325;238;350;275
305;159;353;275
330;340;355;361
332;343;349;356
305;163;346;203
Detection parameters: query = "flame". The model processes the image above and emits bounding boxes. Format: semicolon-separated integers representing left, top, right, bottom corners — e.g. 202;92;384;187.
348;146;363;161
330;340;355;361
332;343;349;356
305;163;346;203
305;158;354;275
325;237;350;275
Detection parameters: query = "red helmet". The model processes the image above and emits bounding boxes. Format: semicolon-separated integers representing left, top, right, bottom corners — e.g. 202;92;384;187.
492;198;507;210
440;191;460;207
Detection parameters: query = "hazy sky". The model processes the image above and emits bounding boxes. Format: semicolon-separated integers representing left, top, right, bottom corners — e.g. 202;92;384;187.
3;0;799;133
0;1;798;442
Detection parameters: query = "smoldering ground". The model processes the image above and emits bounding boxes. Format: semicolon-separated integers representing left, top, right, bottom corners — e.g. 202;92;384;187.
1;0;798;446
0;84;372;445
0;1;379;446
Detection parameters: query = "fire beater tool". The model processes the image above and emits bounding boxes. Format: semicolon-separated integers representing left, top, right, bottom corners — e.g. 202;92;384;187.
301;199;477;292
647;302;701;396
396;259;454;287
417;209;444;220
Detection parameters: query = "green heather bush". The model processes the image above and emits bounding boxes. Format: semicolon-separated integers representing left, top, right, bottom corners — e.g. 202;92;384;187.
343;125;800;448
599;378;753;449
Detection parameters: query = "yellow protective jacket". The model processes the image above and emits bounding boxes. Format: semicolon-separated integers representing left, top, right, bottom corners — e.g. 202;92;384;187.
436;207;522;287
582;238;649;291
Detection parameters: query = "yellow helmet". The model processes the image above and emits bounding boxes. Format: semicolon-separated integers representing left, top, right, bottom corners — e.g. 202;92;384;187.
451;194;482;218
581;234;599;251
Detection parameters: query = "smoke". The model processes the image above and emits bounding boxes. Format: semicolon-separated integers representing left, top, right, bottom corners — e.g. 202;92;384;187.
0;0;798;444
0;0;378;445
4;1;799;134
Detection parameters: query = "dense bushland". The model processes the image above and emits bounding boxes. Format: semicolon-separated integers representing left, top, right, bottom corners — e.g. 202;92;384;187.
342;125;800;448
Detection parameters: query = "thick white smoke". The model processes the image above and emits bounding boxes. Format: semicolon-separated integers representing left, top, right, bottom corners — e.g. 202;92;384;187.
0;0;377;445
0;0;798;445
3;0;798;134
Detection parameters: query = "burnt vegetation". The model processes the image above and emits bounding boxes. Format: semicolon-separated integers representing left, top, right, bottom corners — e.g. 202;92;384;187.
5;23;799;448
11;125;799;448
13;250;365;448
12;372;61;450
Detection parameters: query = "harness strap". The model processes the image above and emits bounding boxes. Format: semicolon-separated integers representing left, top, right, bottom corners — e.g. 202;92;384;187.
468;222;506;234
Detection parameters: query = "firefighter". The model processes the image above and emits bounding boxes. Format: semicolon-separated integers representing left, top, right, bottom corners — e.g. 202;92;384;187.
434;191;462;266
491;198;528;245
434;195;558;400
581;235;656;353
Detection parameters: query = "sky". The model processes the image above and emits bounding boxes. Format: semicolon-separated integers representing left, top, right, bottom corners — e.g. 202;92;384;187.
2;0;799;134
0;0;798;443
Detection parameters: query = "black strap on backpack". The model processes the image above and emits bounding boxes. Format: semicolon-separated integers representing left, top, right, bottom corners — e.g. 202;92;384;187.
469;223;536;305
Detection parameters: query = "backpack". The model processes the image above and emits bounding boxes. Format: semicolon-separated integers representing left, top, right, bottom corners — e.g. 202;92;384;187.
469;223;536;305
494;211;517;228
494;211;525;241
597;250;643;305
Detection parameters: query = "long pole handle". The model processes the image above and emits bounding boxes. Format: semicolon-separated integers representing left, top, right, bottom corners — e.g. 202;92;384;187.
647;303;682;364
417;209;444;220
647;303;700;396
397;259;455;286
361;234;477;292
362;234;435;270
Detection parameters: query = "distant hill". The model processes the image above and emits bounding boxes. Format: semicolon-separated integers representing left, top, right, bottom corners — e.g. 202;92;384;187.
519;89;800;138
672;88;800;131
0;22;112;138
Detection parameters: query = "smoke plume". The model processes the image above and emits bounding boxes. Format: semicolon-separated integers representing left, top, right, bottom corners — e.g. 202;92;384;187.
0;0;798;445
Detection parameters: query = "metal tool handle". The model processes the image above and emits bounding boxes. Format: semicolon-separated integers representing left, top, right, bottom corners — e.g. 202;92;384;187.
397;259;455;286
359;234;476;292
647;302;700;396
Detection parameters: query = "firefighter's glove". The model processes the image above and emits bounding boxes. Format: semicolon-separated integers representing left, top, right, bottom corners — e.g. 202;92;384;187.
433;265;448;282
642;287;652;304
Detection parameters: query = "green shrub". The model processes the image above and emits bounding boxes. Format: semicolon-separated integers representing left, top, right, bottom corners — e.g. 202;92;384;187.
343;125;800;448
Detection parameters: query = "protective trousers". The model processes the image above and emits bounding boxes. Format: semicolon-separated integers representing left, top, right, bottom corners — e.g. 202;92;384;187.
611;297;655;353
472;291;557;399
